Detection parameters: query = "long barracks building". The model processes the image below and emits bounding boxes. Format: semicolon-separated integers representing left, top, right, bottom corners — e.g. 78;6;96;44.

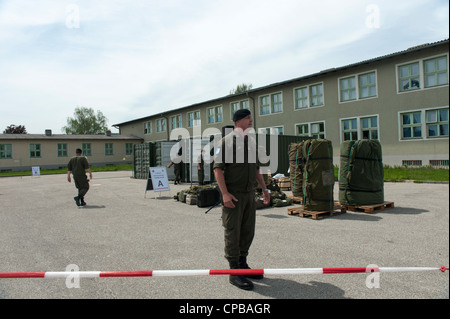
116;39;449;168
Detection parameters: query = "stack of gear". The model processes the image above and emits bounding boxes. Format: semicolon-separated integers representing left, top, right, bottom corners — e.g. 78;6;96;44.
302;139;335;212
255;177;292;209
175;185;220;207
339;139;384;206
288;142;305;198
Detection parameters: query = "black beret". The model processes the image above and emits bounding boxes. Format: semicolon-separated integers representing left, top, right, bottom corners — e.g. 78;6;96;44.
233;109;251;122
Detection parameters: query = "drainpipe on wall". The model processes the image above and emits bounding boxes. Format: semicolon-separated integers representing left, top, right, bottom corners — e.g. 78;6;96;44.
161;114;169;141
246;91;256;131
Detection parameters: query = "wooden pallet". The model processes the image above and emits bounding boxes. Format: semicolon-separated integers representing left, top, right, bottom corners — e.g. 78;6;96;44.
345;201;394;214
288;203;346;220
286;195;303;204
287;206;302;215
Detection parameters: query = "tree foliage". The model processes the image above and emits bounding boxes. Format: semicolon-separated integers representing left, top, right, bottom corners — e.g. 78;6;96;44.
62;107;108;135
229;83;253;95
3;124;27;134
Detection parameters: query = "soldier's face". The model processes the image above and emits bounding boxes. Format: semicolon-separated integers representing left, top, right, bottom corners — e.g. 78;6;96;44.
236;115;253;130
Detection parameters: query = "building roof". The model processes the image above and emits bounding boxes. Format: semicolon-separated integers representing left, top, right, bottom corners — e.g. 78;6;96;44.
0;133;144;141
113;39;449;127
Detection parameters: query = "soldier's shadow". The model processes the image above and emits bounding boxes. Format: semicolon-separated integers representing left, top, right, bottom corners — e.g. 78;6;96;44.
253;277;347;299
80;205;106;209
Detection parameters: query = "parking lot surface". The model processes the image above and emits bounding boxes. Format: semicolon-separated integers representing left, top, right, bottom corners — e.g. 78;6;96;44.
0;171;448;300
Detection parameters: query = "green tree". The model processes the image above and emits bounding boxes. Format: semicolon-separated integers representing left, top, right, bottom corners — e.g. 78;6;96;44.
229;83;253;95
3;124;27;134
62;107;108;135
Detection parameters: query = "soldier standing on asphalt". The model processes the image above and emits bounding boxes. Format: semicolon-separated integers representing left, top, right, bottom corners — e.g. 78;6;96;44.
213;109;270;290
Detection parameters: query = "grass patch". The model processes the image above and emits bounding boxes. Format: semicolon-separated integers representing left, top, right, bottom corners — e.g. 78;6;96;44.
2;164;448;182
334;165;448;182
0;164;133;177
382;165;449;182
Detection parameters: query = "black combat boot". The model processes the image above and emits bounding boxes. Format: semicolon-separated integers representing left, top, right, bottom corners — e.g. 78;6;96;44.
74;196;81;206
239;256;263;280
80;196;86;206
229;262;253;290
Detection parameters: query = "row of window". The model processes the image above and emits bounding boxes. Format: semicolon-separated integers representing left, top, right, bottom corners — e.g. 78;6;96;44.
0;143;134;159
143;54;448;135
402;159;449;167
258;107;448;142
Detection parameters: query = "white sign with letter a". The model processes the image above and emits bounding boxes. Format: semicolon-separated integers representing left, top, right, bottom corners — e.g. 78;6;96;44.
149;167;170;198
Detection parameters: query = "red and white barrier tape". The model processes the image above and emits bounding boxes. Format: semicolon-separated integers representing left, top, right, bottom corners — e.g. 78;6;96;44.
0;266;448;279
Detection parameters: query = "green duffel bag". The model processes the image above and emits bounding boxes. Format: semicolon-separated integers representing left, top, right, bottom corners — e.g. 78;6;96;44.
302;139;334;212
339;139;384;206
288;142;304;197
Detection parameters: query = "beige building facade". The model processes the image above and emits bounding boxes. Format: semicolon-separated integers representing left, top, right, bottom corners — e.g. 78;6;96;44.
0;130;143;172
115;40;449;168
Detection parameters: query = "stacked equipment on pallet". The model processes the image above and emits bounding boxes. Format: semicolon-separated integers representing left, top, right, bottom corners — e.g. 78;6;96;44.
339;139;384;206
302;139;335;212
288;142;304;198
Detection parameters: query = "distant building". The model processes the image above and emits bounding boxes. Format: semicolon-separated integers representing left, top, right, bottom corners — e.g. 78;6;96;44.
0;129;143;172
114;39;449;168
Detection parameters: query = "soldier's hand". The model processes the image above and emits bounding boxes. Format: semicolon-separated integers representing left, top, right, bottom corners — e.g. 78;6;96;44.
263;191;270;205
222;192;238;208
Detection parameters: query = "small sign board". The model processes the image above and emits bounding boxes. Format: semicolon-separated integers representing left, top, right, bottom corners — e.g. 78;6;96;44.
145;167;170;198
32;166;40;176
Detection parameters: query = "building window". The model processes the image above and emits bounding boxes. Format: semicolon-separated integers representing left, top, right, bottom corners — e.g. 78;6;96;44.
310;122;325;139
188;111;201;127
424;56;448;88
342;118;358;141
340;71;377;102
144;121;152;134
296;124;309;137
170;115;182;130
105;143;114;156
82;143;92;156
426;108;449;138
57;143;68;157
398;56;448;93
402;160;422;167
156;118;166;132
310;83;324;106
340;76;357;102
0;144;12;159
272;93;283;113
430;159;449;167
359;72;377;98
207;106;223;124
361;116;379;139
294;87;308;109
125;143;133;155
30;144;41;158
260;95;270;115
400;107;449;140
260;92;283;115
401;111;422;139
399;62;420;91
258;126;284;135
294;83;324;110
295;121;325;139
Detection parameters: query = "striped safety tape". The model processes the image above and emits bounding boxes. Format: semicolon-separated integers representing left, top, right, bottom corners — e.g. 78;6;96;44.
0;266;447;279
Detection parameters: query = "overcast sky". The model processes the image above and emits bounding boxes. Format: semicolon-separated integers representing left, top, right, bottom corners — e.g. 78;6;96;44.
0;0;448;134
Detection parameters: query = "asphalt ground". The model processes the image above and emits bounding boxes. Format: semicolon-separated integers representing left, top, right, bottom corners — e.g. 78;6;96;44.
0;171;448;302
